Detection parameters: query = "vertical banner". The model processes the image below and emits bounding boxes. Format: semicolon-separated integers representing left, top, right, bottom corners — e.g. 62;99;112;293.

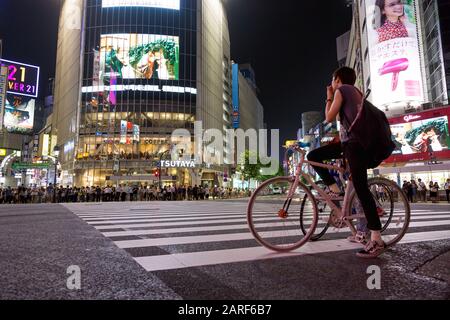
0;66;8;130
232;63;240;129
133;124;140;142
365;0;424;108
93;50;101;87
120;120;127;144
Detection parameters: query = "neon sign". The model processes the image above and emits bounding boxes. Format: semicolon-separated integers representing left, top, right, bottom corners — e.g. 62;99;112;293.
0;59;40;98
403;115;421;122
102;0;180;10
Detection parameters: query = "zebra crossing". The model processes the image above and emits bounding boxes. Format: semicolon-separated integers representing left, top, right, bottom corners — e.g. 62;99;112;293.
63;202;450;272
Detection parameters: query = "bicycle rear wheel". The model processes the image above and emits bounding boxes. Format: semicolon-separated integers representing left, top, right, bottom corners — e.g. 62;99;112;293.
348;177;410;247
247;176;318;252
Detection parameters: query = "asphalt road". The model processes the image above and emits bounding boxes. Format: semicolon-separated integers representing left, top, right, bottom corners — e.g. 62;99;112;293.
0;201;449;300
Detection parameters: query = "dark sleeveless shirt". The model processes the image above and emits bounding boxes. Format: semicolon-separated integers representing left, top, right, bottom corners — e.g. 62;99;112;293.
338;85;363;143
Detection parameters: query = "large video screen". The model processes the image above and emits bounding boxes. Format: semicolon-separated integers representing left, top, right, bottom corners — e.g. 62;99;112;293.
3;95;35;133
391;116;449;155
0;59;40;98
365;0;424;107
99;34;179;83
102;0;180;10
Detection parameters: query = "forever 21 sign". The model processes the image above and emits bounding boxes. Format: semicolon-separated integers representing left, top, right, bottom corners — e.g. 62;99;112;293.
0;59;40;98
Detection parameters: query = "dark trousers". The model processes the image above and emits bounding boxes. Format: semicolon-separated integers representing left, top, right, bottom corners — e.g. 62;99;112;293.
307;142;343;186
308;141;382;231
446;190;450;202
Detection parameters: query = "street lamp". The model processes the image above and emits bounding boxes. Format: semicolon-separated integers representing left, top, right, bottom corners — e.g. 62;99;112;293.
53;146;60;203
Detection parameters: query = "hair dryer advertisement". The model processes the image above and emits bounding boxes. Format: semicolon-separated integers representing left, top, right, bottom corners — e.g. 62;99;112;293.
365;0;424;108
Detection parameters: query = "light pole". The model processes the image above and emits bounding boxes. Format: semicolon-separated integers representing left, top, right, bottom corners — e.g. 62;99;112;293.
53;146;60;203
158;149;171;190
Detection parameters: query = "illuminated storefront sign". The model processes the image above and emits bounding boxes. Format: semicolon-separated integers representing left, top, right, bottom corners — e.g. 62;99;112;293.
365;0;424;108
0;59;40;98
42;134;50;156
0;149;7;157
160;160;196;168
102;0;180;10
12;162;50;170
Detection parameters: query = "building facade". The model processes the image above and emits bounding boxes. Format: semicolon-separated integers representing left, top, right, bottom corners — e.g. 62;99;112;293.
52;0;233;187
341;0;450;186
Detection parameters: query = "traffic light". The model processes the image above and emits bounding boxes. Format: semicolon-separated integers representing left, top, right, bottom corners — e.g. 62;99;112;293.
154;169;160;177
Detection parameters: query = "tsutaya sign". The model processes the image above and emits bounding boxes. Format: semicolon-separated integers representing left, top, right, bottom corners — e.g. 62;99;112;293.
102;0;180;10
160;160;196;168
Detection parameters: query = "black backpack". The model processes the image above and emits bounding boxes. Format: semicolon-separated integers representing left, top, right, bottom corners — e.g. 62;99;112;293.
342;90;396;169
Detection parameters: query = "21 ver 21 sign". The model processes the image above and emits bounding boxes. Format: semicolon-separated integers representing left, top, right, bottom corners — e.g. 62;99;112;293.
0;59;40;98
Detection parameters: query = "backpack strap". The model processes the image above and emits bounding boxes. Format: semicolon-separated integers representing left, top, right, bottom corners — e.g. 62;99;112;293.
343;87;365;133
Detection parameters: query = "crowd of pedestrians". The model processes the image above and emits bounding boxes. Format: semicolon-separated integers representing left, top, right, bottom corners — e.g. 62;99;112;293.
0;184;253;204
402;178;450;203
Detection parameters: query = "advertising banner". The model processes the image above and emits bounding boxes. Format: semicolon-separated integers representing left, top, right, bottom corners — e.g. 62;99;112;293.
120;120;127;144
100;34;180;83
93;50;101;87
365;0;423;108
133;124;140;142
3;95;35;133
232;63;240;129
386;107;450;163
0;59;40;98
102;0;180;10
0;66;7;130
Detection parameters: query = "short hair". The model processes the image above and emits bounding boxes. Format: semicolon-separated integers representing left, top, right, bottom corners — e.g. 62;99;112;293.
333;67;357;85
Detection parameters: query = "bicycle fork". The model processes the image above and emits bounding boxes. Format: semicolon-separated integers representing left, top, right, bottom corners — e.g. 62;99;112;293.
278;198;292;219
278;177;297;219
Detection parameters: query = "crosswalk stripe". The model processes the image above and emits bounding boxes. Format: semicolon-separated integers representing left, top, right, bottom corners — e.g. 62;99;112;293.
89;213;450;230
63;202;450;272
99;215;450;238
112;220;450;248
76;210;449;221
82;213;450;224
133;230;450;272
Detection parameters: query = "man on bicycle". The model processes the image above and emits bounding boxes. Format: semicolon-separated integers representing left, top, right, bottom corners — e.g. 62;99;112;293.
307;67;386;258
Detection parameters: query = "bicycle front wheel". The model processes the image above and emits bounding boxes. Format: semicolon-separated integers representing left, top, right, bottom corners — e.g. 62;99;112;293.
247;176;318;252
300;181;331;241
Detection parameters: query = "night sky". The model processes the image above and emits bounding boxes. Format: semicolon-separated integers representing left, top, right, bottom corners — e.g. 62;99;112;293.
0;0;353;144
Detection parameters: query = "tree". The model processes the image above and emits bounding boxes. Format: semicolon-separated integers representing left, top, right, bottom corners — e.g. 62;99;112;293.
238;150;261;188
257;163;284;182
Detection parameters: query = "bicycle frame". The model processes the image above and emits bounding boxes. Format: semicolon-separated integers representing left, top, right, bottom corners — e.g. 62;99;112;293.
286;146;366;234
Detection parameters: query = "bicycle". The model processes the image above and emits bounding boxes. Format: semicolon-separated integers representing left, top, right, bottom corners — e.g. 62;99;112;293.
247;142;410;252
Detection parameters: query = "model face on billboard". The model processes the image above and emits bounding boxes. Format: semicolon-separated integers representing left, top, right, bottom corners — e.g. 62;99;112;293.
382;0;405;22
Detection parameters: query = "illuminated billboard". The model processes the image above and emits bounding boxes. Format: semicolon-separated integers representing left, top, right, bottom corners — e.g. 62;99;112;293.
3;95;35;133
0;59;40;98
386;107;450;163
102;0;180;10
365;0;423;108
0;66;7;130
99;34;179;83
